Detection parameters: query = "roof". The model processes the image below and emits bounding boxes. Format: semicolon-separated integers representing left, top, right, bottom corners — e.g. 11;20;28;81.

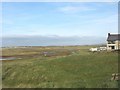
107;34;120;41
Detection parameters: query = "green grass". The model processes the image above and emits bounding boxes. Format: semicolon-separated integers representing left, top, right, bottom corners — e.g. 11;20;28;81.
2;46;119;88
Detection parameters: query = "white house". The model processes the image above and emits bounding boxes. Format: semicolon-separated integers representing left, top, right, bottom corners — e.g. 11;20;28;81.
107;33;120;50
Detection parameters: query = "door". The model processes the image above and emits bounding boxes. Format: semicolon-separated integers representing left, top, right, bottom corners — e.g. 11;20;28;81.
111;46;115;49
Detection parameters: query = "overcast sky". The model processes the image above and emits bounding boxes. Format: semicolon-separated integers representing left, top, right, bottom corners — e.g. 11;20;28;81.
2;2;118;37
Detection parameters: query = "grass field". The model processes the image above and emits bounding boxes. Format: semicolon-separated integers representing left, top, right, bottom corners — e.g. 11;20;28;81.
1;46;119;88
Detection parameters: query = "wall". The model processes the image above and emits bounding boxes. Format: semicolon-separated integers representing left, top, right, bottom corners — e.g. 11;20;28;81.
107;40;120;50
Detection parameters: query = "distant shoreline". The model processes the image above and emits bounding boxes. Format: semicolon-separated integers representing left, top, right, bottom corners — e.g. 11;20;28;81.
1;44;106;48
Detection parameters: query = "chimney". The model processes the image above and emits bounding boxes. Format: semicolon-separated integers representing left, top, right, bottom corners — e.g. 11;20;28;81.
108;33;110;36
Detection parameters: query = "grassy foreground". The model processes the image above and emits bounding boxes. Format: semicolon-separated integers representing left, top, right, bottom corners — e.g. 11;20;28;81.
2;46;119;88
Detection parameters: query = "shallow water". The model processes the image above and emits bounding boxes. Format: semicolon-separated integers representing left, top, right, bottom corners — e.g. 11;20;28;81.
0;57;16;60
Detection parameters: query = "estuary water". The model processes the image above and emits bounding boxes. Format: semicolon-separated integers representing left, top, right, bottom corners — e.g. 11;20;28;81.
0;56;16;60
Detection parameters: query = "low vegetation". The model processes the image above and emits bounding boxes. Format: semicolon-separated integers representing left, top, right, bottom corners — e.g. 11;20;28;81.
2;46;119;88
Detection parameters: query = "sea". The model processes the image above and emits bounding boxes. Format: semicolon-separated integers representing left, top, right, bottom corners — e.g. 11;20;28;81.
1;36;106;47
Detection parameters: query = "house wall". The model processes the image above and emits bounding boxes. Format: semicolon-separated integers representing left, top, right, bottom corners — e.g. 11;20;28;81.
107;40;120;50
115;40;120;49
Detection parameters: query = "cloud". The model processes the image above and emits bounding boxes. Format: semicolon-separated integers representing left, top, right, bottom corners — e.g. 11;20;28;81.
0;19;14;25
58;6;96;13
2;20;14;25
91;14;118;25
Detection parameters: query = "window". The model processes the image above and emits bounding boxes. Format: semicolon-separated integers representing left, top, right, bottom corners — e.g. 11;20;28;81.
108;41;115;44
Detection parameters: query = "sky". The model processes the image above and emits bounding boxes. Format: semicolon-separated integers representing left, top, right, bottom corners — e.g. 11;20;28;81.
2;2;118;37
